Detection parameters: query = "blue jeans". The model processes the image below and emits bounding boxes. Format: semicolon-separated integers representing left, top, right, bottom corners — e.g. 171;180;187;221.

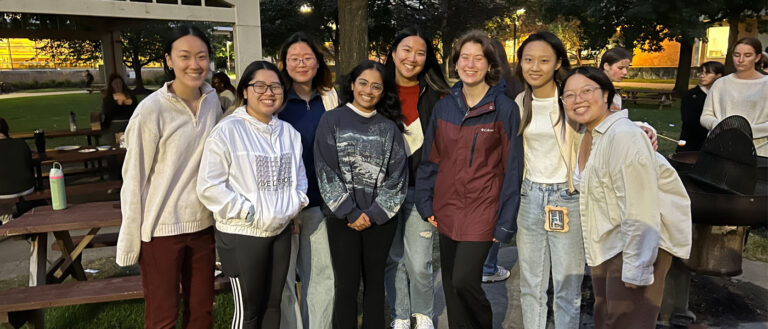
384;188;435;320
517;178;584;329
295;207;334;329
483;242;502;276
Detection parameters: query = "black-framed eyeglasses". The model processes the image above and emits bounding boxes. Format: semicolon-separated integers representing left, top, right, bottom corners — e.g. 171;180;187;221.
247;82;284;94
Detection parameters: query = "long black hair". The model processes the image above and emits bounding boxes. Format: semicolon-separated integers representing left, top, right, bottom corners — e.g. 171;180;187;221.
514;31;571;135
163;25;212;81
341;60;404;132
235;61;287;108
385;26;450;95
277;32;334;93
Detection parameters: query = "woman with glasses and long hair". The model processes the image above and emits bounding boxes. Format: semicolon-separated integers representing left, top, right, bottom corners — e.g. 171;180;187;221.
198;60;309;329
315;60;407;329
276;32;339;329
416;30;523;328
116;25;221;329
383;25;450;329
701;36;768;156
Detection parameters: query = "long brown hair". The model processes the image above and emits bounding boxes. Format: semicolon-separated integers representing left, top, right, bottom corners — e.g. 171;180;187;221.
513;31;571;136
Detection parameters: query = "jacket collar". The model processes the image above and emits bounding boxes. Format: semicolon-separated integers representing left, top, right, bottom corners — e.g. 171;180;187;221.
231;106;282;134
594;109;629;135
449;79;506;119
286;87;320;102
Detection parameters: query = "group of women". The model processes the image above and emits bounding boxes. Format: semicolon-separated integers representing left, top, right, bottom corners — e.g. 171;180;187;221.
114;22;764;329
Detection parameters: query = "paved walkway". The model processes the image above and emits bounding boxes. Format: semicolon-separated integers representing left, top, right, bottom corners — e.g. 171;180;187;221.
0;90;88;100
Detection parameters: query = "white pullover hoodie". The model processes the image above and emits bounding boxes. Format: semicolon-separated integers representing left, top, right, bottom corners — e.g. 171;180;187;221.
197;106;309;237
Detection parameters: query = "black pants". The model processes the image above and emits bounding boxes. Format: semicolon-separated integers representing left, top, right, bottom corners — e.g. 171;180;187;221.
326;217;397;329
439;233;493;329
216;228;291;329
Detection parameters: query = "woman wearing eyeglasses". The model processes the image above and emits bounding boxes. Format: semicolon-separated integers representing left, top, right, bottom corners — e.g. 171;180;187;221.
314;60;407;328
197;60;309;329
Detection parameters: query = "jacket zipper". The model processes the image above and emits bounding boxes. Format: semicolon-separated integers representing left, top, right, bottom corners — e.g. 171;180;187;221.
469;132;478;167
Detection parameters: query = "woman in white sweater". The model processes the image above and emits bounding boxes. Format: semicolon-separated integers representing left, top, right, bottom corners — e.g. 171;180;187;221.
197;60;308;329
701;37;768;156
116;25;221;328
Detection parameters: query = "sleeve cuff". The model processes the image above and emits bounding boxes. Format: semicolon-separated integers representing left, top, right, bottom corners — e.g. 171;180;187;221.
345;208;364;224
621;262;655;286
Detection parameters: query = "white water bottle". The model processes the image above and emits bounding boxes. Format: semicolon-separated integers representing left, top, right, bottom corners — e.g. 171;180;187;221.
49;162;67;210
69;112;77;132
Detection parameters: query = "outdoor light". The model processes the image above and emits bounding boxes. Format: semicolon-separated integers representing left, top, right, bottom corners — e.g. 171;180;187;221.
299;4;313;14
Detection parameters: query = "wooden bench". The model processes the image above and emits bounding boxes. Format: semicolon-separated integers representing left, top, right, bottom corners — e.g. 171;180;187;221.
621;89;675;109
0;181;121;207
85;83;105;94
0;275;230;328
51;232;118;251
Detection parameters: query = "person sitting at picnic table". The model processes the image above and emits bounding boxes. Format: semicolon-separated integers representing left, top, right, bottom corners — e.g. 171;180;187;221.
212;71;237;114
701;37;768;157
0;118;35;225
101;73;137;145
677;61;724;152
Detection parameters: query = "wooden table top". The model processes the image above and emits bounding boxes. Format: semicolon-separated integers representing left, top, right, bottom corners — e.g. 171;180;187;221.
0;201;122;237
10;128;102;140
33;146;126;163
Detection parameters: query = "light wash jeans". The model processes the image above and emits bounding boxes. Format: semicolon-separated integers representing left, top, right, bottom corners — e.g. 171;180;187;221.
517;178;584;329
384;188;435;320
281;232;303;329
295;207;334;329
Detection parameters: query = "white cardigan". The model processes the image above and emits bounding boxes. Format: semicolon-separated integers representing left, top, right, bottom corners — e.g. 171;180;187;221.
116;82;222;266
197;107;308;237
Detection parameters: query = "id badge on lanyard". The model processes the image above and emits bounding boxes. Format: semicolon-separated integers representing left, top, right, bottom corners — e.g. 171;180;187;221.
545;205;570;232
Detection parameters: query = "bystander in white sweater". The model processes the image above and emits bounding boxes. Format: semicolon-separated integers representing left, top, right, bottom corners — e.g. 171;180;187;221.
197;106;309;237
116;82;222;266
700;74;768;156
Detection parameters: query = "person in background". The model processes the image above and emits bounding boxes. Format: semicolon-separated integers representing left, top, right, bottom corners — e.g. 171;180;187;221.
85;70;94;89
676;61;724;152
276;32;339;329
382;26;449;329
701;37;768;157
315;60;407;329
561;66;691;329
0;118;35;226
198;60;308;329
416;30;523;329
101;73;138;145
212;71;237;114
115;25;221;329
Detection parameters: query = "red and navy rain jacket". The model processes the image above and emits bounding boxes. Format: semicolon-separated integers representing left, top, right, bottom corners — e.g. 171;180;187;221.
415;80;523;243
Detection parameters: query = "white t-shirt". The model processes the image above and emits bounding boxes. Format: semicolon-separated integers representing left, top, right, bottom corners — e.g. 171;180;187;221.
523;95;568;183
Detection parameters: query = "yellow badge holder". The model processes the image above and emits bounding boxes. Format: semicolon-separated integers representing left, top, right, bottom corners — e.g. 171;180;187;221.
544;205;570;232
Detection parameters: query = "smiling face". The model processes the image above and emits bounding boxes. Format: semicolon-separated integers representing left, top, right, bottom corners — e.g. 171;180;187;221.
165;35;210;92
456;41;489;87
285;42;319;86
603;59;631;82
243;69;284;122
733;43;761;74
393;36;427;86
521;40;561;91
562;73;611;131
351;68;383;112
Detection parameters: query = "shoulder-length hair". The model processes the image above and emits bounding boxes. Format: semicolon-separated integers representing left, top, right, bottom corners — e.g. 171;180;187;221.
513;31;571;135
341;60;404;132
733;37;764;72
104;73;131;98
451;30;501;86
385;26;450;95
277;32;334;94
235;61;288;108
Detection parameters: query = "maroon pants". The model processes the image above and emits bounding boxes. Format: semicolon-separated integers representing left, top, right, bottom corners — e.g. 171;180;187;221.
139;227;215;329
591;249;673;329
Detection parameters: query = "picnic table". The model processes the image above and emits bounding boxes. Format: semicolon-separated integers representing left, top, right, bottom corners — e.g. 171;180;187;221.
619;88;675;109
31;146;126;188
10;128;103;146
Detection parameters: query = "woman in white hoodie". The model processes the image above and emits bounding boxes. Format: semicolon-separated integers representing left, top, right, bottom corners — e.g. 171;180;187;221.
197;60;308;329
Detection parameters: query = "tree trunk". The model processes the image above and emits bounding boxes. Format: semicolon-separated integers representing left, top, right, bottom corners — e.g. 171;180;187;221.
337;0;368;80
673;38;694;97
724;17;740;74
132;61;146;92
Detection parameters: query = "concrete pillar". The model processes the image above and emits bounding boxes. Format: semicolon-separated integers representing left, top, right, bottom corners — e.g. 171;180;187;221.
100;31;125;82
232;0;262;80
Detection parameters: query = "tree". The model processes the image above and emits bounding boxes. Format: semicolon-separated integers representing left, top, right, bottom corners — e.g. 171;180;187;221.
35;39;102;68
337;0;368;77
259;0;338;58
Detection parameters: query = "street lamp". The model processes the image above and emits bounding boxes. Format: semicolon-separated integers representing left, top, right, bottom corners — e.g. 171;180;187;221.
512;8;526;63
299;3;313;14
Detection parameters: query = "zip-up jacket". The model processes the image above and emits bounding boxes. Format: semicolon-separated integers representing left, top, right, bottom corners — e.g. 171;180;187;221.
416;81;524;243
404;78;444;186
197;107;309;237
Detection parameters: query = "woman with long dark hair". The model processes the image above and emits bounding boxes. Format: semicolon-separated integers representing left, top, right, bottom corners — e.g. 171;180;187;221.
416;30;523;328
116;25;221;329
276;32;339;329
383;25;449;329
198;60;308;329
315;60;407;328
101;73;137;144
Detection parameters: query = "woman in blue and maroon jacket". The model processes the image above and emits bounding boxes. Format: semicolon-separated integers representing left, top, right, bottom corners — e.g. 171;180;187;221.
415;30;523;328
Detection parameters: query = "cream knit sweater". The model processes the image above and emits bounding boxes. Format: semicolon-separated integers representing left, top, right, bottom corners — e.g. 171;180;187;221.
116;82;222;266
